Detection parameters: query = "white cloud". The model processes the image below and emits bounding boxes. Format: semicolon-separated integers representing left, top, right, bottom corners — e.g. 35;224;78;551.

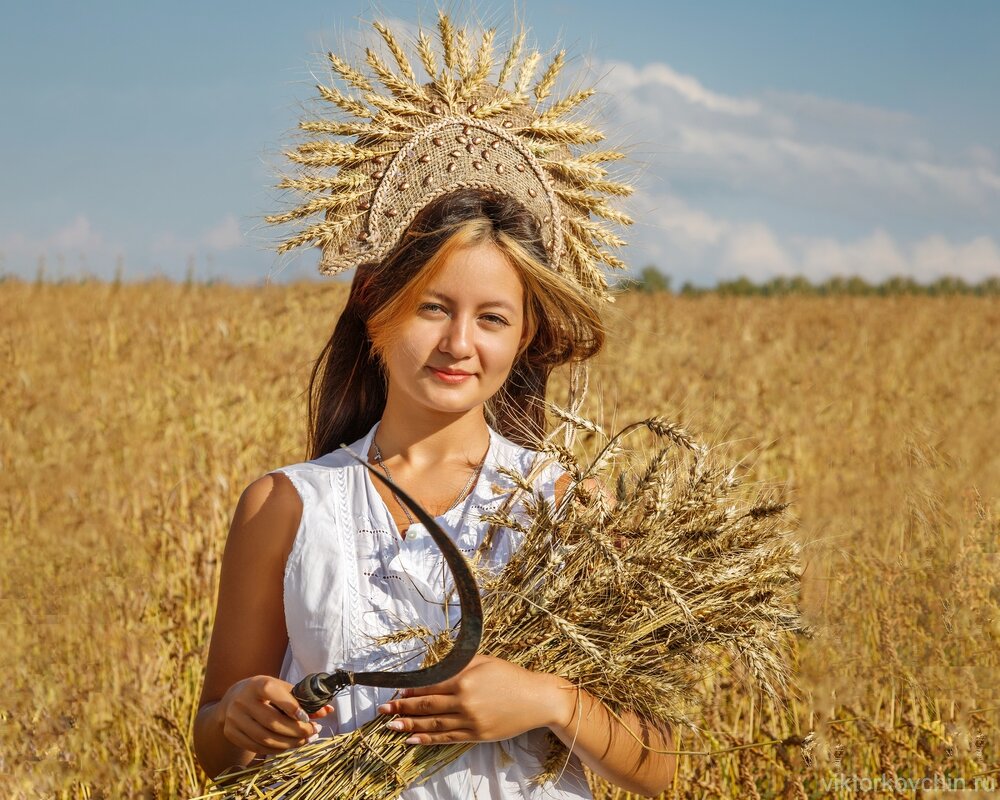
967;145;997;170
151;213;247;257
641;192;729;249
601;61;761;116
149;231;185;258
763;90;916;131
798;229;909;281
0;212;246;278
596;58;1000;224
0;214;108;256
632;192;1000;284
0;215;123;276
202;214;244;251
49;215;106;251
721;223;795;278
911;234;1000;283
664;124;999;210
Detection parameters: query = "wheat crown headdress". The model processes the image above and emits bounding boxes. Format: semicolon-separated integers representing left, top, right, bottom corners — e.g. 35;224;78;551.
266;14;634;304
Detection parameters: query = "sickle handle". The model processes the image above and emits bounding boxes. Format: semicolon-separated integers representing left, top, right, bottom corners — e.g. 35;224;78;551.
292;671;350;713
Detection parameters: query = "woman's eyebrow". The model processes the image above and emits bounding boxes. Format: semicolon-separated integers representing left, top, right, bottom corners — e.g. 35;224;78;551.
424;290;516;313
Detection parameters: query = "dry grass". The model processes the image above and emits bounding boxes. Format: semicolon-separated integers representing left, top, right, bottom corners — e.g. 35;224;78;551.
1;279;997;797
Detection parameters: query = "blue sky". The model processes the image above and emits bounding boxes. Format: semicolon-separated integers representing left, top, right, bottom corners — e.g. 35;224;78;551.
2;1;998;286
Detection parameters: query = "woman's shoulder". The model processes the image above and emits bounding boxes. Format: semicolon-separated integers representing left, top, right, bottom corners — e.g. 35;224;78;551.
236;446;364;563
227;472;304;569
241;471;301;519
270;446;360;478
266;430;372;490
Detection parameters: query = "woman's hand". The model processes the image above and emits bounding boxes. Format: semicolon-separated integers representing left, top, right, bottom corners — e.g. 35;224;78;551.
217;675;335;755
376;655;572;745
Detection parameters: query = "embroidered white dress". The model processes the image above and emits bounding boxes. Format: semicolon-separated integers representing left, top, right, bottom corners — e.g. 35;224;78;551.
273;420;593;799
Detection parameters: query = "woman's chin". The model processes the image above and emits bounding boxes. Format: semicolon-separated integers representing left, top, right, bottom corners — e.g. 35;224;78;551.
413;388;492;415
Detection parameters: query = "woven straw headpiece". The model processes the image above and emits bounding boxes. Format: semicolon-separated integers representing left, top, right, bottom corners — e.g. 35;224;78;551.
267;14;633;304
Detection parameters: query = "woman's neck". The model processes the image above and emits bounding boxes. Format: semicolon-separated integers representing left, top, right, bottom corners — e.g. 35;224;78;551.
374;400;490;470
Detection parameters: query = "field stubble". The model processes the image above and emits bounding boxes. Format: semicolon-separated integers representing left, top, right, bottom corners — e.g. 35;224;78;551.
1;280;997;797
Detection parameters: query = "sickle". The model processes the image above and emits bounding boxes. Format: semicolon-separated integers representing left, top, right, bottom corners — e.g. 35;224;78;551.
291;447;484;713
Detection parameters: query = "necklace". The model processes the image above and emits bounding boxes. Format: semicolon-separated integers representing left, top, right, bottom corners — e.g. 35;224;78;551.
372;436;488;528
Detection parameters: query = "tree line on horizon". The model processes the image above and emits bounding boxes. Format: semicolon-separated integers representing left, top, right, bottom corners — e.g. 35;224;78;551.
623;265;1000;297
4;261;1000;296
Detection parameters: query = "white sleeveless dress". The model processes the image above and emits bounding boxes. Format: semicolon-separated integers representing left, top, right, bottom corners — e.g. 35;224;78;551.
272;419;593;799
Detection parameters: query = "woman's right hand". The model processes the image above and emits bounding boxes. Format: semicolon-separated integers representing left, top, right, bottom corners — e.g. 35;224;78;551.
218;675;334;755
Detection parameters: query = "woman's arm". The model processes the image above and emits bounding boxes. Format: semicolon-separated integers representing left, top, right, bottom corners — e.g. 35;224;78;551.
543;673;676;796
193;473;330;780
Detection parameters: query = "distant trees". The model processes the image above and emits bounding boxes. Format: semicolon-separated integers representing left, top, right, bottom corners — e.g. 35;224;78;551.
620;265;672;294
621;268;1000;296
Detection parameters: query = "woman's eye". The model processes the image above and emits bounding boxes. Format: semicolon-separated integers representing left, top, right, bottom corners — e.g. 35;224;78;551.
419;304;508;327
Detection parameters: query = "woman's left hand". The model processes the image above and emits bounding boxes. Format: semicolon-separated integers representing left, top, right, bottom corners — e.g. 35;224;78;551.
376;654;570;745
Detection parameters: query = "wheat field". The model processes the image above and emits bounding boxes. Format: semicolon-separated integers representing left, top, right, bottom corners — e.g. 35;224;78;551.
2;278;997;798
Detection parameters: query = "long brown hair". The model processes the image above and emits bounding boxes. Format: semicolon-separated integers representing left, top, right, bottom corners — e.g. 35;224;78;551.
306;188;606;459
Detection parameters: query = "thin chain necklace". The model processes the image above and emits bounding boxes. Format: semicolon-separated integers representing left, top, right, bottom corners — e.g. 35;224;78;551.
372;436;488;527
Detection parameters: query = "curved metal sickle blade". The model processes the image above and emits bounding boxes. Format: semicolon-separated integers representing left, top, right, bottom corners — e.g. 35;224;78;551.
291;444;484;712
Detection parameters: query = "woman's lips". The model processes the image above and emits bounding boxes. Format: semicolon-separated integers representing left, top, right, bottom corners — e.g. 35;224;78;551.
427;366;473;383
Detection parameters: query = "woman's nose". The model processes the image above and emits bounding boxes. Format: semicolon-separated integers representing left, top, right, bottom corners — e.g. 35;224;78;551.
438;315;475;356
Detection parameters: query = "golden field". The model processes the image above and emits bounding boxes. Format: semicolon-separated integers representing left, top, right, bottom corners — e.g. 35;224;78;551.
1;278;997;798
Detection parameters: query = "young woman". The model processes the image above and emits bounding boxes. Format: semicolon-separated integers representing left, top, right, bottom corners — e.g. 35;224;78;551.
192;189;677;797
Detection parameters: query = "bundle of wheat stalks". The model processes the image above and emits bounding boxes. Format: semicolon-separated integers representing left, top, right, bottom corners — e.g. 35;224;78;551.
194;410;804;799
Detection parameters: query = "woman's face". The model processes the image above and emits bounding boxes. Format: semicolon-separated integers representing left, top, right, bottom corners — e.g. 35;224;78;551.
380;241;528;417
